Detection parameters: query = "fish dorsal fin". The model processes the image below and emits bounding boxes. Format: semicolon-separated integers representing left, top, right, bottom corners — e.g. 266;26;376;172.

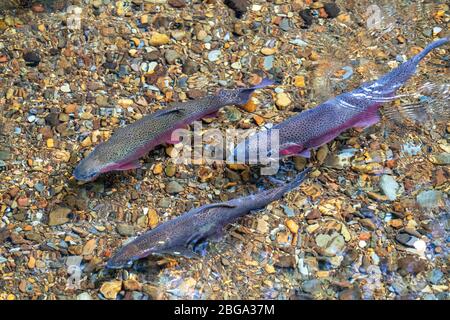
202;203;236;210
154;107;184;118
194;203;237;213
187;202;236;216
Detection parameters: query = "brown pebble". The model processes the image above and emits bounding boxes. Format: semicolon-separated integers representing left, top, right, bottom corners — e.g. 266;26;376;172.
123;279;142;291
17;197;29;207
397;256;427;275
339;287;362;300
306;209;321;220
31;3;45;13
168;0;187;8
274;255;296;268
360;218;376;230
390;219;403;229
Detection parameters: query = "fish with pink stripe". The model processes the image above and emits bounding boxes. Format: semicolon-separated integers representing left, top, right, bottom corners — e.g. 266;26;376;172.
234;38;449;161
73;78;274;181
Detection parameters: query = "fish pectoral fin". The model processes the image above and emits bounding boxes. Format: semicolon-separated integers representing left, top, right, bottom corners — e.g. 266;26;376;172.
352;111;381;128
280;142;304;156
298;149;311;158
168;247;197;258
209;228;225;242
202;111;219;119
115;160;141;171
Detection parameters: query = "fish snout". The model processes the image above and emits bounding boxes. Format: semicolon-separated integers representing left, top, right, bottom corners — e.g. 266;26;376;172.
73;161;100;182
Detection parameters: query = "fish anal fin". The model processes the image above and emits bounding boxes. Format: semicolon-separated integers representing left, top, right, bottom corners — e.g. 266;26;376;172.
185;231;208;251
382;102;450;124
165;130;181;144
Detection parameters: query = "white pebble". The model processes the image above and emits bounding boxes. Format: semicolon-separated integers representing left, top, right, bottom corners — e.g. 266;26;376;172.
231;62;241;70
359;240;367;248
148;61;158;72
60;83;71;93
433;26;442;35
252;4;262;11
208;50;221;62
413;239;426;252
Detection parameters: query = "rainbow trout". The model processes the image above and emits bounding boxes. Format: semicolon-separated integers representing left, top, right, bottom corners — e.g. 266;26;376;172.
106;168;311;269
234;38;449;160
73;78;273;181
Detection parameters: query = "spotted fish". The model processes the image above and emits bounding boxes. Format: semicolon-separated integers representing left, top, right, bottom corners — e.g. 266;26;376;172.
73;78;274;181
106;168;311;269
234;38;449;160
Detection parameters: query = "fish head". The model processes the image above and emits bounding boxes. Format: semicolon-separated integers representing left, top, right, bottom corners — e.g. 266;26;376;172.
73;144;112;181
106;242;149;269
106;256;134;269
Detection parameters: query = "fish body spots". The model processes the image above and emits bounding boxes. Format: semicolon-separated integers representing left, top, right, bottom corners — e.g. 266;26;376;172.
276;101;382;159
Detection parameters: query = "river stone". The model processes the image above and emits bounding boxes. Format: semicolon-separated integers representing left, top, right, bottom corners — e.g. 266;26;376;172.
166;181;184;194
416;190;444;208
117;224;135;236
48;207;72;226
379;175;400;201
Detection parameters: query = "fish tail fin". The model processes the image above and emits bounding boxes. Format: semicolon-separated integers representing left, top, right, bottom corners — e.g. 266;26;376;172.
217;78;275;106
366;38;448;104
411;37;449;64
382;37;449;124
257;167;311;206
247;78;276;90
286;167;312;192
